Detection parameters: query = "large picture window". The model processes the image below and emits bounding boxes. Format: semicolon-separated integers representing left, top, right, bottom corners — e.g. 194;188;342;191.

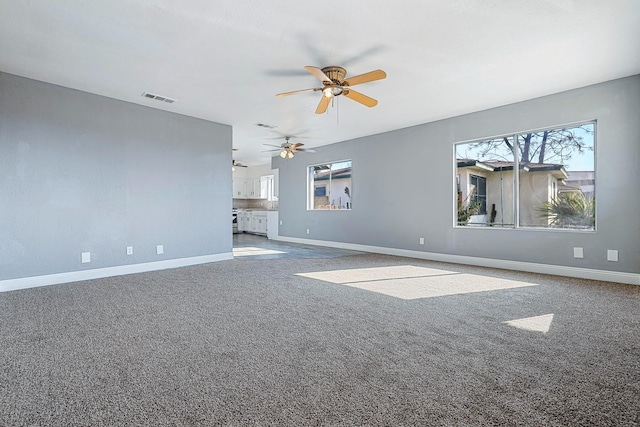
455;122;595;231
308;160;352;210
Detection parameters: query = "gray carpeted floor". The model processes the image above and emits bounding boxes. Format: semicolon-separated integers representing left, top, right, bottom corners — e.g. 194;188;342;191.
1;253;639;426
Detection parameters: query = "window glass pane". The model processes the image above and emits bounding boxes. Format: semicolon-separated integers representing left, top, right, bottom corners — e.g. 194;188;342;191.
456;137;515;227
518;123;595;230
308;161;352;210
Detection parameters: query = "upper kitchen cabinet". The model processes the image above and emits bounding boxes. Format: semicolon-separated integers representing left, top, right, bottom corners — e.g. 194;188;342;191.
233;177;262;199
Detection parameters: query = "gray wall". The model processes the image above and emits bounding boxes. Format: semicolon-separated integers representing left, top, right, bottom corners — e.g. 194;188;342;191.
274;75;640;274
0;73;232;280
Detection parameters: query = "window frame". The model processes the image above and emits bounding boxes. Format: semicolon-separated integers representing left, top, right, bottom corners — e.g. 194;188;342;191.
307;159;353;211
453;120;597;232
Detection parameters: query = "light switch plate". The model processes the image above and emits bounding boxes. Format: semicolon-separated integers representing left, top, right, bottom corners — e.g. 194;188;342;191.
573;247;584;258
607;250;618;262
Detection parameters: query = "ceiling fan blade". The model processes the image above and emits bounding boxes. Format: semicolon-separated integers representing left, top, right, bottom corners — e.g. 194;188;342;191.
267;129;313;139
289;143;305;148
262;148;282;152
344;69;386;87
343;89;378;108
263;143;284;148
297;148;316;153
315;96;331;114
305;66;332;83
276;88;320;97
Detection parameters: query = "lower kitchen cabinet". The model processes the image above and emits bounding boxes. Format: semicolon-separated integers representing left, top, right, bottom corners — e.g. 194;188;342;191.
253;212;267;234
237;212;247;232
237;210;269;235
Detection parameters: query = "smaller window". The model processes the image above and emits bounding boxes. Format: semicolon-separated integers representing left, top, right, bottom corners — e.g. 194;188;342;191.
469;175;487;215
308;160;352;210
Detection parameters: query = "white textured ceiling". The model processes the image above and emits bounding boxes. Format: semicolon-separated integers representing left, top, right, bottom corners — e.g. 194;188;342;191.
1;0;639;165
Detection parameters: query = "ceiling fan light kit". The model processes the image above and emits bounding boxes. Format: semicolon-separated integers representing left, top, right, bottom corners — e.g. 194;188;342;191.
280;150;295;159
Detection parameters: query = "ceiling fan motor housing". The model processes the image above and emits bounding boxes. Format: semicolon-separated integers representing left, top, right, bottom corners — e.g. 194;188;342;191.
321;66;347;84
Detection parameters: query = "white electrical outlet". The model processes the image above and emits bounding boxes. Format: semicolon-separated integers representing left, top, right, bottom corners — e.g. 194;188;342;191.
607;250;618;262
306;228;310;234
156;245;164;255
279;220;283;226
126;246;133;255
573;247;584;259
81;252;91;263
419;237;425;245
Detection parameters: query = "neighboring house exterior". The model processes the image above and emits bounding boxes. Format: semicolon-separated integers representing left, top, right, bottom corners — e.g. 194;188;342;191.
457;159;568;227
311;167;352;209
560;171;595;199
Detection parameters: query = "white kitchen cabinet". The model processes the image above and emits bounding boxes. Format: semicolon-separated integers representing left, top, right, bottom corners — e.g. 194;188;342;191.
245;178;258;198
238;211;268;235
237;211;246;231
254;212;267;234
232;178;262;199
232;179;244;199
233;179;248;199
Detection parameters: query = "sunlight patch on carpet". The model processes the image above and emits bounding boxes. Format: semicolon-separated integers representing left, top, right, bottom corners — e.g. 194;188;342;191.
503;314;554;334
233;247;287;256
297;265;538;299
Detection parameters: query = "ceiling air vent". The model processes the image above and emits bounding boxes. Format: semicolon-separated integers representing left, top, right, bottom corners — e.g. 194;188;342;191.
142;92;176;104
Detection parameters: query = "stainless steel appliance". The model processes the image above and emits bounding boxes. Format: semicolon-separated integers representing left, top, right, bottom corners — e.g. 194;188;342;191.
232;210;238;234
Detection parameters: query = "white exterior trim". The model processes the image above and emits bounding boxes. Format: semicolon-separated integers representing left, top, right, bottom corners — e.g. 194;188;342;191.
0;253;233;293
275;236;640;286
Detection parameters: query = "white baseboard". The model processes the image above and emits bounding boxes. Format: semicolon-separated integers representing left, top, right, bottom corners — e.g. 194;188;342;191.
0;252;233;293
275;236;640;286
